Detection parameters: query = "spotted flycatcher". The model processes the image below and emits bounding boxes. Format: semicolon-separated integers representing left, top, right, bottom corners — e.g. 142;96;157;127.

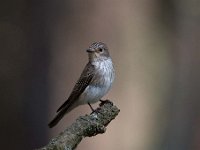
48;42;115;128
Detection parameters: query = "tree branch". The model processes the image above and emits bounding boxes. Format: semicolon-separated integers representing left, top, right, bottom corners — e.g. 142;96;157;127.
36;100;120;150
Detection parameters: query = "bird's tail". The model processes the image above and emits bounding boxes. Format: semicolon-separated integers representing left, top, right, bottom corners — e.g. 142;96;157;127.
48;111;65;128
48;103;77;128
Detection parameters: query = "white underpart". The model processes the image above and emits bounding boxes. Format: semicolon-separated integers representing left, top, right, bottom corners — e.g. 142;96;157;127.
79;58;115;105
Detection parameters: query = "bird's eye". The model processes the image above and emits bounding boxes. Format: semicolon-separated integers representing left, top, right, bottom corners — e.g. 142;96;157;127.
99;48;103;52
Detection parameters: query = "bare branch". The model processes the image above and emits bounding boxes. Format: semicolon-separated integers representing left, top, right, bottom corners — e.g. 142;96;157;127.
36;100;120;150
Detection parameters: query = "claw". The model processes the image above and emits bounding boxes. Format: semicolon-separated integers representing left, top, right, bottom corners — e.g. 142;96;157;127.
99;99;113;106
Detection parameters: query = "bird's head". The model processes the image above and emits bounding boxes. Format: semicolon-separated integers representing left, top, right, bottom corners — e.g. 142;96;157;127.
86;42;110;62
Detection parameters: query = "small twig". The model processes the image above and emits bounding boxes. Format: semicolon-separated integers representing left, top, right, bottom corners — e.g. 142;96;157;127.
36;100;120;150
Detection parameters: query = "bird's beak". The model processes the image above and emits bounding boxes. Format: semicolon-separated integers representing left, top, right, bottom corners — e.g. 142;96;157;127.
86;48;95;53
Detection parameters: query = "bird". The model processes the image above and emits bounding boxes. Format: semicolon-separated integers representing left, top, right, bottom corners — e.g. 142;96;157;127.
48;42;115;128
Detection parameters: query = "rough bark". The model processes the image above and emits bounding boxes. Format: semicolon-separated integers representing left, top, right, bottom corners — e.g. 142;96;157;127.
36;100;120;150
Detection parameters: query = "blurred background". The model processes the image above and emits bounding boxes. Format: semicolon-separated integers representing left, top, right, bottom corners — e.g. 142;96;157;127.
1;0;200;150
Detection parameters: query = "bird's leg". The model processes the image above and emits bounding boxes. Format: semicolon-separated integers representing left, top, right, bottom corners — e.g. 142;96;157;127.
88;103;95;112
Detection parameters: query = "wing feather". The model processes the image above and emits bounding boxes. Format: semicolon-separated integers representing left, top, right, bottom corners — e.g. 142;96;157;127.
56;63;94;112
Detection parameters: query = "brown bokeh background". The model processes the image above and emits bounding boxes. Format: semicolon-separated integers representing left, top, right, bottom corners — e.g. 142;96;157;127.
1;0;200;150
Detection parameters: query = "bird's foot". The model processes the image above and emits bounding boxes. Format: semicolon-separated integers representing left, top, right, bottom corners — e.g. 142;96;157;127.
99;99;113;106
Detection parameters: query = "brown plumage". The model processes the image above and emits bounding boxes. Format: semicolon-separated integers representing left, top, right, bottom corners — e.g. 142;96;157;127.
48;42;115;128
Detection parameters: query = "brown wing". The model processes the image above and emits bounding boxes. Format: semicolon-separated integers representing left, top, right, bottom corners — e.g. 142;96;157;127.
56;63;95;112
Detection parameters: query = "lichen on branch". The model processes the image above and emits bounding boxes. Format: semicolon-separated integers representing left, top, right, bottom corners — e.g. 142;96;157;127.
36;100;120;150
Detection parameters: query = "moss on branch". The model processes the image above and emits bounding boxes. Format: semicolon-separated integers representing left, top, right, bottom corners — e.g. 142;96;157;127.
36;100;120;150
